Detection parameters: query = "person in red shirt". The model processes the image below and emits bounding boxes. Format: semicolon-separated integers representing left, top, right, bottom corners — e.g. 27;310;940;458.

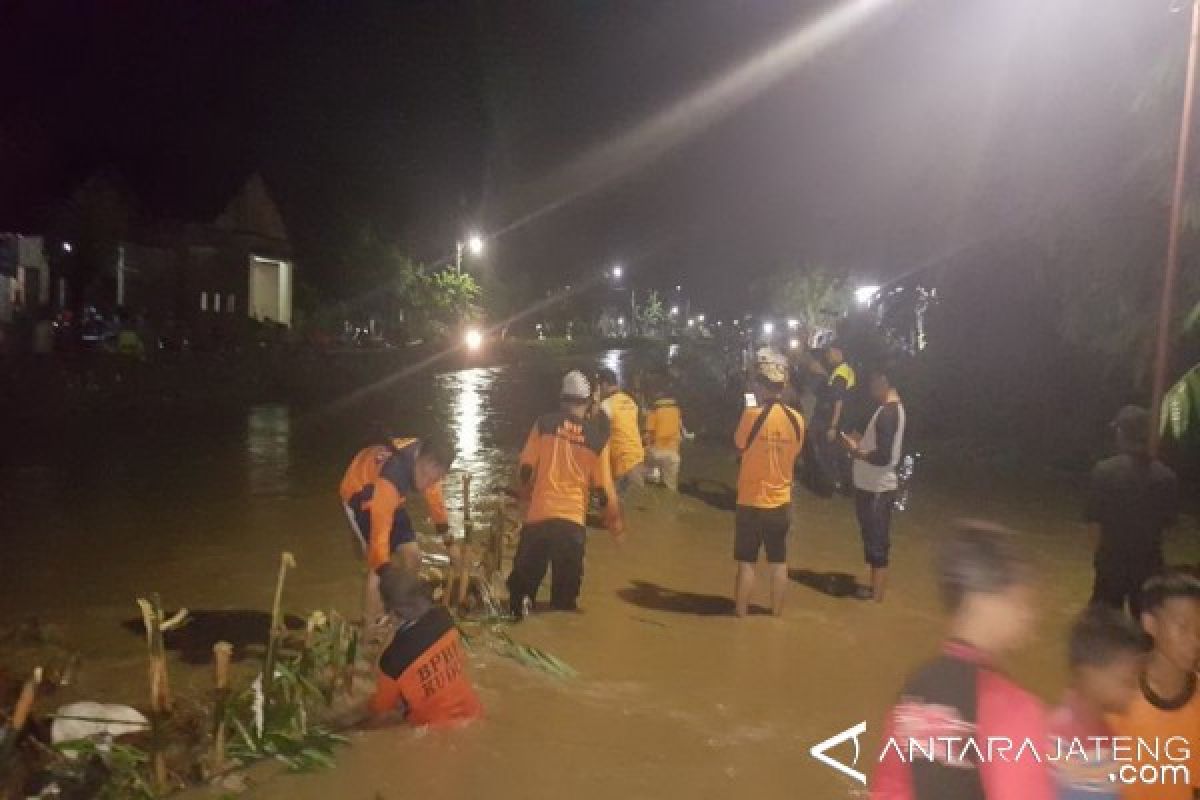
339;435;456;621
873;523;1054;800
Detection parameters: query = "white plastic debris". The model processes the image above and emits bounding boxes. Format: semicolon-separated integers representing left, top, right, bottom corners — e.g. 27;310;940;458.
51;702;149;756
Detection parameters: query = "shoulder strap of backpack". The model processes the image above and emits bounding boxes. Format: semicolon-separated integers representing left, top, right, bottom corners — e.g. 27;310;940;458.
744;401;803;450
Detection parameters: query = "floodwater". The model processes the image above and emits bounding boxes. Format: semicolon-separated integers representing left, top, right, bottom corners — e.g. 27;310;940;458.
2;349;1197;799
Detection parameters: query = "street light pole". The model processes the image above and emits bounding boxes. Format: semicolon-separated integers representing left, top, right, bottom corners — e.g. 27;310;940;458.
455;240;464;275
1151;0;1200;454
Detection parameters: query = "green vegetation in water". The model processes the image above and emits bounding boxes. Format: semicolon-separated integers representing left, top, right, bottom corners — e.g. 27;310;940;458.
456;617;578;680
49;739;157;800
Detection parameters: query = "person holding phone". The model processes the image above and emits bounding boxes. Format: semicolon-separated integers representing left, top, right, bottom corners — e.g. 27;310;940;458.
732;349;804;617
842;369;905;602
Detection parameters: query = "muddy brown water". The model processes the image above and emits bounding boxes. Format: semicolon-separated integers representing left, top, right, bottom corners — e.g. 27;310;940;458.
2;349;1197;799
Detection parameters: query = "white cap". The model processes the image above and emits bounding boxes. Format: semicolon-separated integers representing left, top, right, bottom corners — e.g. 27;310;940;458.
562;370;592;400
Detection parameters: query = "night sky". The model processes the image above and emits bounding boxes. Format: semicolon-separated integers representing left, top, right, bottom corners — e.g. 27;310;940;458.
0;0;1184;313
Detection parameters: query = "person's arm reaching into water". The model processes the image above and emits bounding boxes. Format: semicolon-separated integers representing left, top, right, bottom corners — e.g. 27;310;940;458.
367;481;402;572
423;480;450;537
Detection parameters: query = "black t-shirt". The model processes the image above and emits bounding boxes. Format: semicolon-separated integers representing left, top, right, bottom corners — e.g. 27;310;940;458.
1085;453;1178;566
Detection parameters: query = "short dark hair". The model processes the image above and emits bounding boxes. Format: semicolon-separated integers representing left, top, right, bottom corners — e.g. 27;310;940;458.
595;367;619;387
936;522;1030;613
378;566;432;620
1068;608;1146;669
418;433;457;470
1140;572;1200;616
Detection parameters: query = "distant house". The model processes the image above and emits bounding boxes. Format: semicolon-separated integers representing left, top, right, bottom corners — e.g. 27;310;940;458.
0;234;52;324
118;174;294;331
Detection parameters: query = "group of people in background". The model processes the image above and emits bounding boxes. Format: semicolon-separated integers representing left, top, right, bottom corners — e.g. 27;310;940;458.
327;340;1195;800
874;527;1198;800
732;344;909;612
873;401;1188;799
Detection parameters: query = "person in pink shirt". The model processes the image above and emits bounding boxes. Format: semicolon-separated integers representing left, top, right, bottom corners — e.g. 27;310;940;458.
872;523;1055;800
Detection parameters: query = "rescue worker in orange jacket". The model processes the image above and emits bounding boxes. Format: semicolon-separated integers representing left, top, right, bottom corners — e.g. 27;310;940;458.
368;565;483;727
508;370;624;616
339;435;456;620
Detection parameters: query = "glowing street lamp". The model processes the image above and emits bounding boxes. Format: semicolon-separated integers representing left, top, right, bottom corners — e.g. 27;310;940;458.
611;265;624;280
455;232;485;273
855;285;881;308
464;328;484;351
762;321;775;336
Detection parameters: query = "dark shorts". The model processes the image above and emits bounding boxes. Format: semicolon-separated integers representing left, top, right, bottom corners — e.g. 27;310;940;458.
734;504;791;564
854;489;895;568
344;501;416;558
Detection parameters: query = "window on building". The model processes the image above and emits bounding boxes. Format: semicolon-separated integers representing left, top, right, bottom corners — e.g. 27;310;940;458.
200;291;208;311
214;293;222;313
227;294;237;313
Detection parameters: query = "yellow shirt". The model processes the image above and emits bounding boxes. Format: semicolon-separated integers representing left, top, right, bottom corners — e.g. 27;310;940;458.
644;398;682;452
602;391;645;478
734;403;803;508
830;362;857;390
1107;676;1200;800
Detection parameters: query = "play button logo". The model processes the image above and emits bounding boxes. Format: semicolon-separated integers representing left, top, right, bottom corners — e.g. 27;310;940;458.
810;721;868;785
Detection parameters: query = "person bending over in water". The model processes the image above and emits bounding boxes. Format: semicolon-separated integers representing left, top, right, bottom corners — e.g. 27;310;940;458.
332;565;482;728
339;434;456;622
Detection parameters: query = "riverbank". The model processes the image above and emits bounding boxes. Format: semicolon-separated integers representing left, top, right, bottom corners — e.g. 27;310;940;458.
0;336;668;425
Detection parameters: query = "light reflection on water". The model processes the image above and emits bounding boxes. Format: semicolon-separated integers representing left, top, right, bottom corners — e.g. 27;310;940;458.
436;367;507;521
246;404;291;497
602;348;623;382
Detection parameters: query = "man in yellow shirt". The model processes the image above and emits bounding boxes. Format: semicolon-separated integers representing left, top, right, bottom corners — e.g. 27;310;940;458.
596;368;645;496
643;381;684;491
733;349;804;617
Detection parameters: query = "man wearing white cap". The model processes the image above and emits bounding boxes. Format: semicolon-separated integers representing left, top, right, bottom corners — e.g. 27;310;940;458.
508;370;625;616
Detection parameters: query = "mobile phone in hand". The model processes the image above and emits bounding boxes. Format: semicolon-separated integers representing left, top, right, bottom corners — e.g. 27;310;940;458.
744;392;757;408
